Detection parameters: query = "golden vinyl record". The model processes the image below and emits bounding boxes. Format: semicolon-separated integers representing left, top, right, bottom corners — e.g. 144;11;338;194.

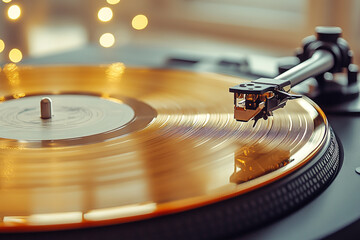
0;63;330;232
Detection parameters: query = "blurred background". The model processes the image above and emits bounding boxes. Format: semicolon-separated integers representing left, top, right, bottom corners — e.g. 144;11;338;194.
0;0;359;66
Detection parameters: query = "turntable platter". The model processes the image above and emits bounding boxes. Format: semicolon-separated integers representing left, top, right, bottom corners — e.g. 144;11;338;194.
0;63;336;234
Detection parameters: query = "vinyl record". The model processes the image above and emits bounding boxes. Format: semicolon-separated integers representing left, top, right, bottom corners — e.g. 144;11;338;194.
0;63;338;236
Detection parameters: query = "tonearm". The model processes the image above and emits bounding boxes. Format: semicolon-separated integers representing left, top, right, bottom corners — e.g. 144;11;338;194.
229;26;359;125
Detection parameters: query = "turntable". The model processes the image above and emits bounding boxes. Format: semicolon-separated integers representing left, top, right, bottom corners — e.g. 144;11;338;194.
0;26;359;240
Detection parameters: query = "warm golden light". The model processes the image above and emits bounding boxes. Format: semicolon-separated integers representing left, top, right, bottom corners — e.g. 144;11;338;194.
85;203;156;221
132;14;148;30
106;62;125;82
0;39;5;53
106;0;120;4
3;216;27;224
98;7;113;22
2;0;12;3
9;48;22;63
28;212;83;225
7;4;21;20
99;33;115;48
3;63;20;87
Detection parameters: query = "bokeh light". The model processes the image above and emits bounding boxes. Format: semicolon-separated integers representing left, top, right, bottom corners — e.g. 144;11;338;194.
98;7;113;22
0;39;5;53
106;0;120;5
2;0;12;3
132;15;148;30
9;48;23;63
7;4;21;20
99;33;115;48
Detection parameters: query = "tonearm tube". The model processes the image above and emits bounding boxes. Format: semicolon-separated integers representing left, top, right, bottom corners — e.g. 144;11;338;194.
229;26;359;125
